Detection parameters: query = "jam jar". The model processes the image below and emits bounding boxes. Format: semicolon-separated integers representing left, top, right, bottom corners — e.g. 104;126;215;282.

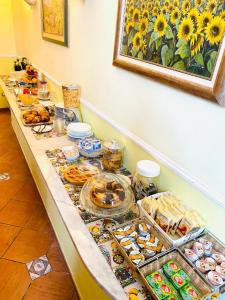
102;140;123;171
132;160;160;200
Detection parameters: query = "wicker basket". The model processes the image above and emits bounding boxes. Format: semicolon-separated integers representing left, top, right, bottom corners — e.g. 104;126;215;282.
138;249;212;300
111;217;172;271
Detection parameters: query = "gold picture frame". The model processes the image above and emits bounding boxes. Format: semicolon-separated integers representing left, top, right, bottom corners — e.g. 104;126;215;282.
41;0;68;46
113;0;225;105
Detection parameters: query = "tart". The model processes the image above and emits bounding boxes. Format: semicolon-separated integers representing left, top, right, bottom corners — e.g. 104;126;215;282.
63;163;99;185
90;180;125;209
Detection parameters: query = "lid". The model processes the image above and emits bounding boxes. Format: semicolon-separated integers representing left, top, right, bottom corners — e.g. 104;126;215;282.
62;84;80;90
136;160;160;178
103;140;122;151
80;172;135;218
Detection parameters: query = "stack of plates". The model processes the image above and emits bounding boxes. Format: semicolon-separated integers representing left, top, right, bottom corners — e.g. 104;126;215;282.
67;122;93;139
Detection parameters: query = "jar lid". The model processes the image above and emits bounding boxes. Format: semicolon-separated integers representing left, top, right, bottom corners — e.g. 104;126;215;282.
136;160;160;178
62;84;80;90
103;140;122;151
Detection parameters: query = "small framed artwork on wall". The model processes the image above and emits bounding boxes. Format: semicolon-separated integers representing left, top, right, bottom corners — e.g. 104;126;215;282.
41;0;68;46
113;0;225;106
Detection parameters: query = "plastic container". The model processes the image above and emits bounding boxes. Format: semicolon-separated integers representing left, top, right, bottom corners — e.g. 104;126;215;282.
102;140;123;171
133;160;160;200
62;84;81;108
62;145;79;162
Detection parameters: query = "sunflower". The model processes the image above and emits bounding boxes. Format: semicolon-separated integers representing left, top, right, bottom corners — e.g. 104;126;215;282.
198;12;213;30
129;6;135;17
220;10;225;20
164;0;170;7
126;21;134;34
142;9;149;19
195;0;202;5
133;32;143;51
171;8;181;24
133;8;140;23
190;31;204;56
152;7;159;17
161;6;168;14
155;0;160;7
178;17;194;41
205;16;225;45
173;0;179;7
141;3;146;11
207;0;217;12
168;4;174;13
147;3;152;10
139;18;149;35
154;14;168;36
182;0;191;14
188;8;199;26
142;40;148;55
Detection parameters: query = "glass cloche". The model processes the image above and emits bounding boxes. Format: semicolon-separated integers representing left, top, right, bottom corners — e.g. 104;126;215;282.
80;172;135;218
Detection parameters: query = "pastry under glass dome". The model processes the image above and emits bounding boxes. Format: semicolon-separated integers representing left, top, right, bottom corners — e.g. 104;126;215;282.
80;172;135;218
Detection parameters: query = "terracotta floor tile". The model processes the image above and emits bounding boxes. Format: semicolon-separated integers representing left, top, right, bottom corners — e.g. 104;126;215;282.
47;240;69;273
4;228;52;263
0;179;24;206
0;224;20;256
25;205;54;237
0;199;35;227
23;271;74;300
0;259;31;300
13;181;42;203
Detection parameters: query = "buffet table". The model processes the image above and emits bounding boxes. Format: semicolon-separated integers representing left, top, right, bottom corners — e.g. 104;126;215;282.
1;77;225;300
0;78;130;300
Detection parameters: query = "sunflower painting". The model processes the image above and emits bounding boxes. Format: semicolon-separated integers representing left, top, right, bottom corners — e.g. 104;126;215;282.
114;0;225;104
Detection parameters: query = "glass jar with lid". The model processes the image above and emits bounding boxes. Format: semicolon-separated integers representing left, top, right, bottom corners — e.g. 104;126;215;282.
132;160;160;200
102;140;123;171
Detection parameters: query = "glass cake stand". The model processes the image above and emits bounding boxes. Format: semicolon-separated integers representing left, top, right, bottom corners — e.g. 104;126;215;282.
80;172;135;218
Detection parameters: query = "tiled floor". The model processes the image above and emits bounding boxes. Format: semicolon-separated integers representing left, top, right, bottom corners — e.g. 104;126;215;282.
0;109;79;300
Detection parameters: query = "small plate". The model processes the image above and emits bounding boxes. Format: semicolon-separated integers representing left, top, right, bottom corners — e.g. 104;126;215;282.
32;124;53;134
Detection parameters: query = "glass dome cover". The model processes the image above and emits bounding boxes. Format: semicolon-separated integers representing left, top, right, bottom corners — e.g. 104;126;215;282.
80;172;135;218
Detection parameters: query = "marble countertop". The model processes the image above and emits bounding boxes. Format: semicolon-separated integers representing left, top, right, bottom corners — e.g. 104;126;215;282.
0;79;128;300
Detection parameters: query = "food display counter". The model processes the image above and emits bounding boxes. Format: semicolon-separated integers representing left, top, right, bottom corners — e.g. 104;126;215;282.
0;74;224;300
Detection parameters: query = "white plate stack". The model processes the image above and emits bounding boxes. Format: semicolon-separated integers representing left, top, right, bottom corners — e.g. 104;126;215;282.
67;122;93;139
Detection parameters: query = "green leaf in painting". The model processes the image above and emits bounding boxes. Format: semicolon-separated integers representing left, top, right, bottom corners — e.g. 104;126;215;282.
207;51;218;74
122;45;128;55
148;22;154;33
131;48;138;57
165;14;170;21
138;51;143;60
161;45;173;66
175;43;190;59
172;60;186;70
194;53;204;66
155;38;162;50
176;38;187;48
165;25;173;39
128;29;136;46
149;31;159;47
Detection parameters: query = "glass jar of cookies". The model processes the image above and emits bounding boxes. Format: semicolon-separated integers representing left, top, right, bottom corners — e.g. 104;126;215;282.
132;160;160;200
102;140;123;171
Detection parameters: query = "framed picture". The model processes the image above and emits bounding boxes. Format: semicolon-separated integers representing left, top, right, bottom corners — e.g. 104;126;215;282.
113;0;225;105
41;0;68;46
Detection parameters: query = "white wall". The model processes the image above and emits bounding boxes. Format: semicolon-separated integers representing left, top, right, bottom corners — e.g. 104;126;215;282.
0;0;16;55
11;0;225;206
